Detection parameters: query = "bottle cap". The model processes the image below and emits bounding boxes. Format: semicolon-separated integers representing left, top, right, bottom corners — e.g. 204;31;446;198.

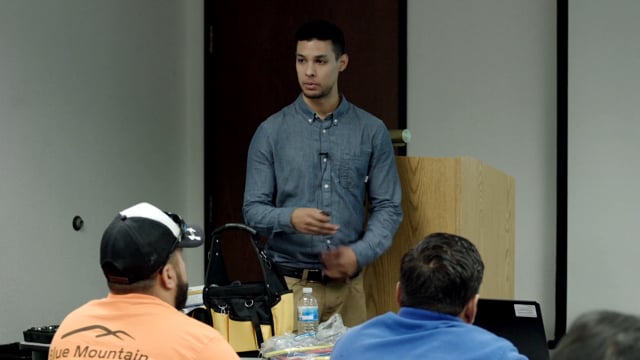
302;287;312;294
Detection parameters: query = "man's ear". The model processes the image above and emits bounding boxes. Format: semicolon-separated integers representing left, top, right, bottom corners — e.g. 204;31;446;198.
338;53;349;72
395;281;402;306
461;294;480;324
158;263;178;290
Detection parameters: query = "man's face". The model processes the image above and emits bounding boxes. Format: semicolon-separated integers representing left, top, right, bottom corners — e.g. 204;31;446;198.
296;39;347;100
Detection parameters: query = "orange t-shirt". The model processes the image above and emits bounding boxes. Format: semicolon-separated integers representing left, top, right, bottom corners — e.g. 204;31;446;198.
49;293;239;360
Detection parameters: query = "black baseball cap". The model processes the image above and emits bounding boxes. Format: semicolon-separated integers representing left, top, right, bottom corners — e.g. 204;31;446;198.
100;202;204;284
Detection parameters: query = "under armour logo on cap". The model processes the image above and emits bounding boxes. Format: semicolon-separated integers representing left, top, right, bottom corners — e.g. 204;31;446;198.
185;226;202;242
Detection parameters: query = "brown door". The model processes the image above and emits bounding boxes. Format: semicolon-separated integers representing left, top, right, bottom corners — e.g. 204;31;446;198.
204;1;406;282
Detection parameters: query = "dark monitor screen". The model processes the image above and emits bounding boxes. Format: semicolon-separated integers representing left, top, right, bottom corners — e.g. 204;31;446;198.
474;298;550;360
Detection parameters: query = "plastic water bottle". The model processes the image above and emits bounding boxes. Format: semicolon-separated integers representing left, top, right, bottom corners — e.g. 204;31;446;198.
297;287;319;335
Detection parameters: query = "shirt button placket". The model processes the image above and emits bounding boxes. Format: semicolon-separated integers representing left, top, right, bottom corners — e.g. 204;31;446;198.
320;120;333;249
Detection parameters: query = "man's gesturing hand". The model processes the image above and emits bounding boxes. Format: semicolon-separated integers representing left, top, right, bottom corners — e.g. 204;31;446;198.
291;208;339;235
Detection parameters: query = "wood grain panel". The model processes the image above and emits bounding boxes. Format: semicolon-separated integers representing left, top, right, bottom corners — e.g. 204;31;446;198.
458;157;515;298
364;156;515;318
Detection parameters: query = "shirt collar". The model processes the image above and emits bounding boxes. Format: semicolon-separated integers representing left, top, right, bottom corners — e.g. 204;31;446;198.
294;93;350;125
398;307;465;323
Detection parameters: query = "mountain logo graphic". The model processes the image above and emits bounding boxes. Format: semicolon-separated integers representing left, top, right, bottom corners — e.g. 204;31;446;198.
61;325;135;341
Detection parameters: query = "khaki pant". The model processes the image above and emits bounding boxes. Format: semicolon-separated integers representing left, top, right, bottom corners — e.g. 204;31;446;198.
285;272;367;329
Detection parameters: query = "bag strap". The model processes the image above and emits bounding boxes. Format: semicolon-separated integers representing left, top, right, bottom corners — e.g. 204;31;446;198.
247;306;265;347
227;297;266;347
205;223;289;303
206;223;261;284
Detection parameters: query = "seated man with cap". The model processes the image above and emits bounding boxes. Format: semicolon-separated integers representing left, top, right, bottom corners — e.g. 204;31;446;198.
48;202;239;359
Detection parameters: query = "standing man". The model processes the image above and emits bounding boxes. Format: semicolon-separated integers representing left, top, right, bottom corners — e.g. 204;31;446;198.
331;233;527;359
242;20;403;327
49;202;239;359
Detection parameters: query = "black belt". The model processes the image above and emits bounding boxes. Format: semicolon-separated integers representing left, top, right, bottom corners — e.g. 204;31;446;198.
277;264;326;283
276;264;360;284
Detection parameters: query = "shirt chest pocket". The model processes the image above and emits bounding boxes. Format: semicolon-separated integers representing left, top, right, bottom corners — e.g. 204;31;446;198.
337;151;371;190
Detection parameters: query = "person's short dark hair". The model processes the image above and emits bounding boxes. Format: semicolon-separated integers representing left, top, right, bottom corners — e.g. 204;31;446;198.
399;232;484;316
552;310;640;360
295;20;345;58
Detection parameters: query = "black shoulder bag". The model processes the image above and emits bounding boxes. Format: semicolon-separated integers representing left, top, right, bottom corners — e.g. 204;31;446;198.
203;223;294;353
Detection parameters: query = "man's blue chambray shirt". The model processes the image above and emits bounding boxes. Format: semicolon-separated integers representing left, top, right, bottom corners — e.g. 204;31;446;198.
242;94;403;269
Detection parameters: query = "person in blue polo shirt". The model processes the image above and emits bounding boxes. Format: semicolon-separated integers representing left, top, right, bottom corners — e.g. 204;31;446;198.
331;232;527;359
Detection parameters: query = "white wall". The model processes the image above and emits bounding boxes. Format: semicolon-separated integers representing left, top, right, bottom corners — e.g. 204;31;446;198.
407;0;558;338
567;0;640;327
0;0;204;343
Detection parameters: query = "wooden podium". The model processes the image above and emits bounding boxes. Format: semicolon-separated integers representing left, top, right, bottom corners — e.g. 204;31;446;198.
364;156;515;318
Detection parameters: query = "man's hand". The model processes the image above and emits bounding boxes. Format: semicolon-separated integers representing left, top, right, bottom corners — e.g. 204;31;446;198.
291;208;339;235
321;246;359;280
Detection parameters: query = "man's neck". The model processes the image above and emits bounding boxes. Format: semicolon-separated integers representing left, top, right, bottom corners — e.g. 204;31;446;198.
303;93;341;120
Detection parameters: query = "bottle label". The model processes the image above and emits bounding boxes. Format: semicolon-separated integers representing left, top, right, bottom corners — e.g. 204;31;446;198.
298;306;318;321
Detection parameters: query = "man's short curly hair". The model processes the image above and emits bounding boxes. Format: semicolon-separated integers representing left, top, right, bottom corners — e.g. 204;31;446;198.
399;232;484;316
